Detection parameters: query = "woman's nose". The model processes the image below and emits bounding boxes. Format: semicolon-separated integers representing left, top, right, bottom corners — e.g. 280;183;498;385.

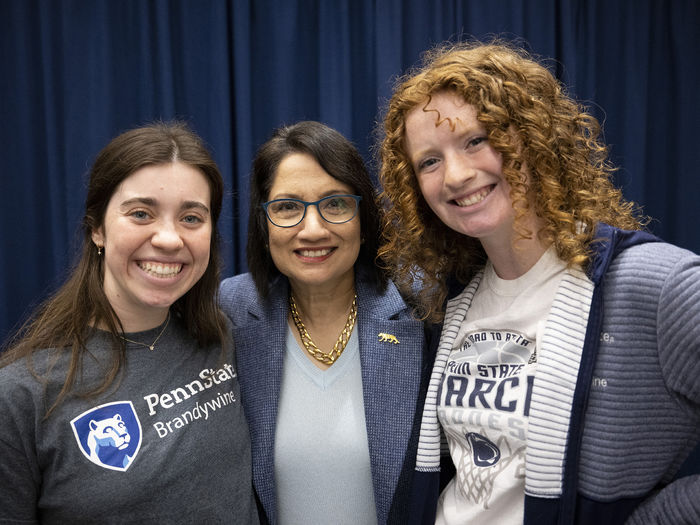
151;222;185;250
444;154;476;189
297;205;330;238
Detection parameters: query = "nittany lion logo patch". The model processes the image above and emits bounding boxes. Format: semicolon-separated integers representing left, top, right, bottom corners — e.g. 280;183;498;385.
466;432;501;467
70;401;142;472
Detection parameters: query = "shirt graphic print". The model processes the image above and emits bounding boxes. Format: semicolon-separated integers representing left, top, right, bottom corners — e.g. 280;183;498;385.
439;329;536;510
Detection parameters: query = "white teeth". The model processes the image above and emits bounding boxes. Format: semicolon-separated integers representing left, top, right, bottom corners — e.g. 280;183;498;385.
139;262;182;277
299;249;332;257
455;187;492;207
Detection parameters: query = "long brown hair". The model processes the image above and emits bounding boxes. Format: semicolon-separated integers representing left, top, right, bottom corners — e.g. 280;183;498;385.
1;122;228;416
378;41;646;322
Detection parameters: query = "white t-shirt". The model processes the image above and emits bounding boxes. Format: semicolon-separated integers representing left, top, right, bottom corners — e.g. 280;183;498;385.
437;247;566;525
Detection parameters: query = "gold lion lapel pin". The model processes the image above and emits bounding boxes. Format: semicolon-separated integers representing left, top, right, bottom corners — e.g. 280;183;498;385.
377;333;400;344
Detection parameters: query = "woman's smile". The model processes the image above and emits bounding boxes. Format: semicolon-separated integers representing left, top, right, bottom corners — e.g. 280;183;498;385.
137;261;184;278
267;153;361;294
452;184;495;207
295;247;335;259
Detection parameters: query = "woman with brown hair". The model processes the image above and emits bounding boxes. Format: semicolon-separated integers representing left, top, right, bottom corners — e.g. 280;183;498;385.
0;122;258;523
378;42;700;524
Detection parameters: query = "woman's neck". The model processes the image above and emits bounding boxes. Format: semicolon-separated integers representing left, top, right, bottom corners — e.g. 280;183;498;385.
106;307;170;333
288;277;356;326
480;217;551;280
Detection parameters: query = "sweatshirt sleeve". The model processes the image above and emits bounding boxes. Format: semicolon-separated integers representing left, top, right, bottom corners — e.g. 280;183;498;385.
656;252;700;405
0;365;41;523
626;251;700;524
625;476;700;525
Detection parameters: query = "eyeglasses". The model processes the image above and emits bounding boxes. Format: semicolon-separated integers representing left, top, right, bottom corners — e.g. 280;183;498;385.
262;194;362;228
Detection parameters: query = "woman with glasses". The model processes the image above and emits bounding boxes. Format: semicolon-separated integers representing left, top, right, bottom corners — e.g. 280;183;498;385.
220;121;430;524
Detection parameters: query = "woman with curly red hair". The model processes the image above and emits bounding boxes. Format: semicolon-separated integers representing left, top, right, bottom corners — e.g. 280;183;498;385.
378;41;700;524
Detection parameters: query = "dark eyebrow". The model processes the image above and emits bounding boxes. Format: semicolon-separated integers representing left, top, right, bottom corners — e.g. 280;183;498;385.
182;201;210;215
119;197;210;215
269;190;351;201
119;197;156;208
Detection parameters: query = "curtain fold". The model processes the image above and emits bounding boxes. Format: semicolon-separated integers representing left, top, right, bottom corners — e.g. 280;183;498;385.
1;0;698;351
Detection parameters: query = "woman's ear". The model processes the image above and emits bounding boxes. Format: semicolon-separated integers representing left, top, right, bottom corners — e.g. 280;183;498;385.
91;228;105;248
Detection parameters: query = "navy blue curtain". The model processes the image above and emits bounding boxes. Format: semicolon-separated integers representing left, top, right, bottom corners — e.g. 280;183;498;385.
1;0;699;339
2;0;699;333
1;0;698;483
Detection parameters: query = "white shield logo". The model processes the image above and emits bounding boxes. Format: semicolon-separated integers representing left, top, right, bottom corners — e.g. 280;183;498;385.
70;401;143;472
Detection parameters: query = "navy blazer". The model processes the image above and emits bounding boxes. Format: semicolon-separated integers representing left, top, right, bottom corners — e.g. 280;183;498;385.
219;270;430;524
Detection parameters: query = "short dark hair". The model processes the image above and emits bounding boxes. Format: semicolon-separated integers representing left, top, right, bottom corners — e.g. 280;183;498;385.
247;121;387;297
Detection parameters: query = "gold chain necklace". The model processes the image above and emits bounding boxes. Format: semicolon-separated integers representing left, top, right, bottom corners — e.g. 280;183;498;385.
119;312;170;351
289;294;357;365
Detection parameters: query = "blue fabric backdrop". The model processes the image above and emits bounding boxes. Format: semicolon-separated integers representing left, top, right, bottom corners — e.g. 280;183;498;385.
2;0;700;332
0;0;698;482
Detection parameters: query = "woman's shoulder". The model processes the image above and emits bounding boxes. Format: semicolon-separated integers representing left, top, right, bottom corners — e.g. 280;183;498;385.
0;355;32;386
0;356;45;458
0;348;58;400
220;272;257;297
605;241;700;320
219;273;283;327
611;240;699;278
355;275;418;323
219;273;259;312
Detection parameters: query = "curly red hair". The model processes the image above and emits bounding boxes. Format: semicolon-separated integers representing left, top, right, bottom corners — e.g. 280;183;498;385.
378;41;646;322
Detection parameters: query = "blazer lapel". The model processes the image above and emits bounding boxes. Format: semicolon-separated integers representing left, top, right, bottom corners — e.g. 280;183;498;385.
356;280;424;525
233;283;289;524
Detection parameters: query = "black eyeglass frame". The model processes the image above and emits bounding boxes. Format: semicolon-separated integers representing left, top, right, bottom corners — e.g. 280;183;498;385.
261;194;362;228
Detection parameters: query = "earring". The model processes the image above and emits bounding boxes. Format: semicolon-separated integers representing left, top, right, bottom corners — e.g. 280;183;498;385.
97;245;103;256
